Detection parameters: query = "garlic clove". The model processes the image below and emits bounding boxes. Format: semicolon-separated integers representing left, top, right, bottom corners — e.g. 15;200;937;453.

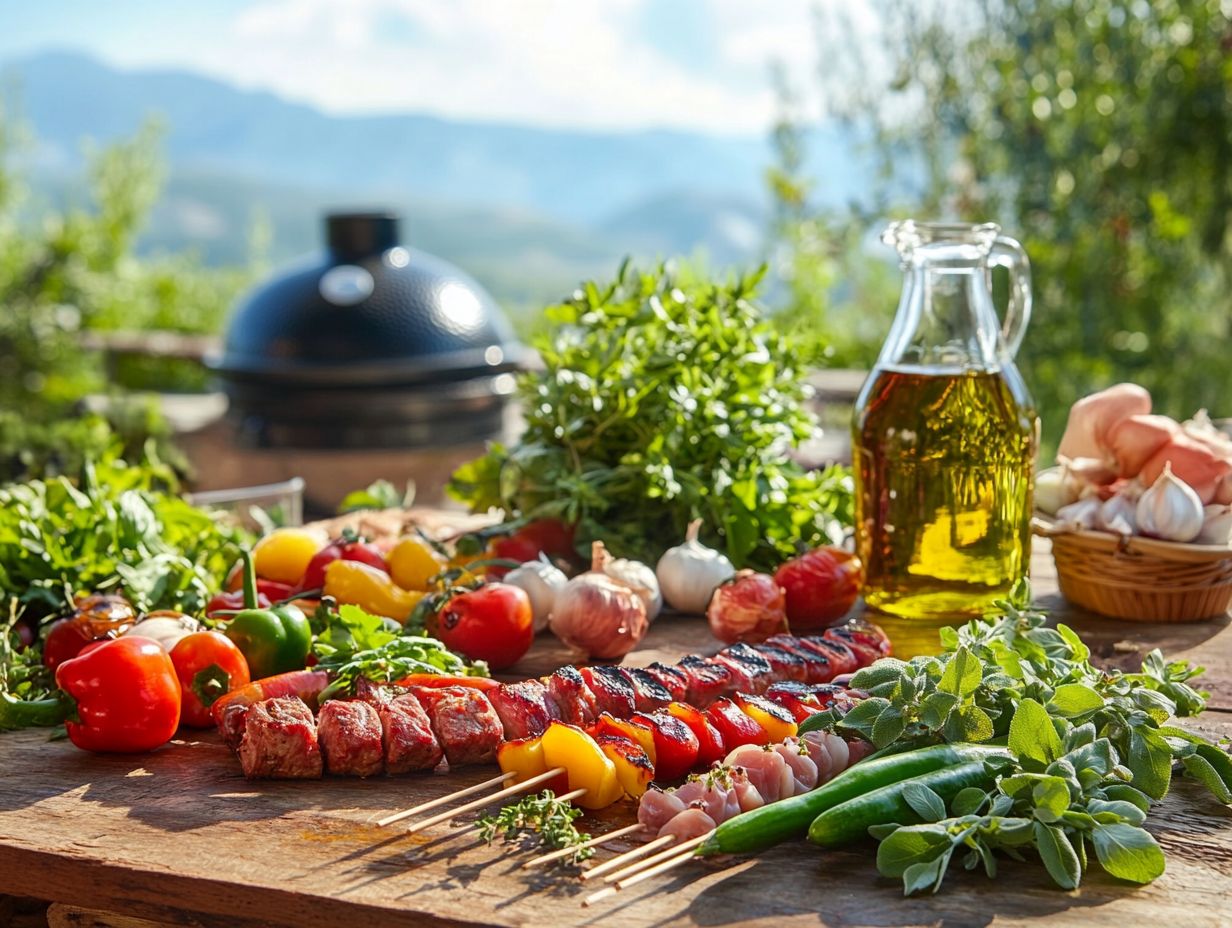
1035;466;1080;516
1135;462;1205;543
1054;497;1102;532
1096;493;1137;536
1197;504;1232;546
655;519;736;614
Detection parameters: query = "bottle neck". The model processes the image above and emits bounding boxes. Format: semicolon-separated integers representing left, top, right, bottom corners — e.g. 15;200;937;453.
879;262;1003;371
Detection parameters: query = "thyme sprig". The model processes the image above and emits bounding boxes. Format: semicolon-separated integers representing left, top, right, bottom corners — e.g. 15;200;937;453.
476;790;594;864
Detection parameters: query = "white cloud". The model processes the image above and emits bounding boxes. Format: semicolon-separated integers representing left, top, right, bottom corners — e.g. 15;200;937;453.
186;0;844;133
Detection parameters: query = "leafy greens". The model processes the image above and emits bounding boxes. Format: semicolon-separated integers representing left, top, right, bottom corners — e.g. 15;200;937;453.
448;261;853;571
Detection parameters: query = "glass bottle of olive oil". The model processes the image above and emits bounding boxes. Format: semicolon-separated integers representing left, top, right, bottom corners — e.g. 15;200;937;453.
853;222;1040;619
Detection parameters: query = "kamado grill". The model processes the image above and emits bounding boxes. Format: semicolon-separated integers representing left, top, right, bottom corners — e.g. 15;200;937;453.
211;211;525;451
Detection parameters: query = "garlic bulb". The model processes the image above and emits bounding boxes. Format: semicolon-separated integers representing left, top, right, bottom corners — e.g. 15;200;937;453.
503;555;568;633
1035;466;1081;516
1054;497;1102;531
548;554;648;660
1198;504;1232;546
593;541;662;622
1136;463;1204;542
655;519;736;614
120;611;200;652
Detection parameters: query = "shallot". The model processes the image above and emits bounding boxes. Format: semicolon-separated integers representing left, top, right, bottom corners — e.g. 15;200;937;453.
1198;505;1232;546
707;570;788;644
548;543;648;660
655;519;735;614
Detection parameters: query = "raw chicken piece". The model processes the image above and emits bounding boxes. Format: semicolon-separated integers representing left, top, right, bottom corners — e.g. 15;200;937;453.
638;787;687;834
772;740;820;794
671;773;742;824
658;807;717;841
724;744;793;802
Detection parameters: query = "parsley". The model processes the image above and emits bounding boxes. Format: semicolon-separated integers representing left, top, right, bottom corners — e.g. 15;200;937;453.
476;790;594;863
448;261;853;571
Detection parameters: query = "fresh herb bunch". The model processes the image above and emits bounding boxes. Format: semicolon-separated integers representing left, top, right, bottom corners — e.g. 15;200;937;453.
448;261;853;571
0;459;246;617
312;602;488;701
0;605;62;730
477;790;594;863
806;601;1232;894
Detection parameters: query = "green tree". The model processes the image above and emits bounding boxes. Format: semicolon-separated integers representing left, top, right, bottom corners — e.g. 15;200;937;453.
818;0;1232;451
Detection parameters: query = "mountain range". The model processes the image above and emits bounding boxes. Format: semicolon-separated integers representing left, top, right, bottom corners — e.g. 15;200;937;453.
1;50;870;310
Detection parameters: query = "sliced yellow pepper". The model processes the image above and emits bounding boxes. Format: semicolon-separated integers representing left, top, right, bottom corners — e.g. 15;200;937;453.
387;537;447;592
540;721;623;810
735;693;798;743
497;736;547;785
591;713;657;766
596;734;654;799
322;560;424;623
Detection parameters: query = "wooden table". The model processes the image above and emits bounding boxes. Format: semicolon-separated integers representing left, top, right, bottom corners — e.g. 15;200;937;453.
2;539;1230;928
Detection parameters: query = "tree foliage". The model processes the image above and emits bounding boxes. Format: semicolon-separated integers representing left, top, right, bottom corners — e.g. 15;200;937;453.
792;0;1232;451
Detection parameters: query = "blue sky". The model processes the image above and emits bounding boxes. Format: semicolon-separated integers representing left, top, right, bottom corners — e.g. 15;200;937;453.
0;0;873;133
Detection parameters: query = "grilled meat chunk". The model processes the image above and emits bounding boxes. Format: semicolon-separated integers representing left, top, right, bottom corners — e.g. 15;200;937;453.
238;697;322;780
317;699;384;777
823;623;892;665
414;685;504;767
751;643;811;683
545;665;598;726
379;693;444;774
580;666;637;718
642;662;690;703
488;680;557;740
619;667;673;712
217;702;251;752
800;637;859;677
765;635;835;683
677;655;734;707
713;643;774;690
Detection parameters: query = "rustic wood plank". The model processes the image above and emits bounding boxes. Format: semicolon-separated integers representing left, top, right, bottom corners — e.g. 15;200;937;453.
45;904;181;928
0;538;1230;928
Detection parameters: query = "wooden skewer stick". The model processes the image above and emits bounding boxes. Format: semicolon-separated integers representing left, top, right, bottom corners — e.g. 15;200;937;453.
404;767;568;835
579;834;675;881
376;771;515;827
441;787;589;842
522;823;647;869
582;835;710;907
601;832;711;885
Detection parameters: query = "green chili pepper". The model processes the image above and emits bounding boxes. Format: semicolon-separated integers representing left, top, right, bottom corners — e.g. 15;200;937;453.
224;550;312;680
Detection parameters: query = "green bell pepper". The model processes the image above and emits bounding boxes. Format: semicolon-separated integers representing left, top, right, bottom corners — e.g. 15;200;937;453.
224;550;312;680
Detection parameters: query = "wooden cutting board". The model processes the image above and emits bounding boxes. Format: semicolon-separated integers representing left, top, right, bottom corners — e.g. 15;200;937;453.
2;540;1232;928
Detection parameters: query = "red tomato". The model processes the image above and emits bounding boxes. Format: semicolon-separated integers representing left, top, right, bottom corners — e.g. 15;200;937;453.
170;631;252;728
488;519;577;578
432;583;533;670
42;619;98;671
774;547;862;629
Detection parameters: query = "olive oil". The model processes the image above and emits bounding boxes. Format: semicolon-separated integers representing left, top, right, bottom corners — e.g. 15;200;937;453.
853;367;1039;619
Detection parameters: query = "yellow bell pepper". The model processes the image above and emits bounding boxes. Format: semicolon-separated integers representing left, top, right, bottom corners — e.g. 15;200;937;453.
387;537;446;592
591;712;657;766
253;528;324;584
540;721;624;810
734;693;798;743
497;736;546;784
322;560;424;623
596;734;654;799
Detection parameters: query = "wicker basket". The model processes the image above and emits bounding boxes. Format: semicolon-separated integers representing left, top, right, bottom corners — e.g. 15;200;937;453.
1032;516;1232;623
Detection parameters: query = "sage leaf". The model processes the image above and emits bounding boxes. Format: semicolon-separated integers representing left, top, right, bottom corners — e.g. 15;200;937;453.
902;855;949;896
1128;727;1173;800
919;691;960;729
1010;698;1064;766
1194;743;1232;797
1102;784;1152;814
1031;776;1072;823
875;825;953;877
1087;799;1148;826
942;704;994;743
938;646;981;698
1090;823;1166;884
902;782;948;823
951;787;988;816
849;659;909;692
1180;753;1232;804
1033;821;1082;890
1047;683;1104;719
871;705;907;748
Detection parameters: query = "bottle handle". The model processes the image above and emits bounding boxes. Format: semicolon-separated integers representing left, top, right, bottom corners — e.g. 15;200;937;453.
988;235;1032;358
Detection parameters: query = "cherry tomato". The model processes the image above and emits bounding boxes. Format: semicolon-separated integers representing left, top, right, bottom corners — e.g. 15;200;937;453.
43;619;98;671
489;519;577;576
170;631;252;728
431;583;533;670
773;547;862;629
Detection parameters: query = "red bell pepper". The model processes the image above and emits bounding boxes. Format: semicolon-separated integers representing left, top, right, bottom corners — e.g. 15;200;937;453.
54;636;182;753
170;631;251;728
631;710;698;781
391;673;501;691
210;668;332;727
298;532;389;592
665;701;727;767
706;697;770;748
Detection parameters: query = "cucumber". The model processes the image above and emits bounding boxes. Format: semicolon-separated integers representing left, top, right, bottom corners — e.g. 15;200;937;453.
698;743;1009;857
807;759;1004;847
